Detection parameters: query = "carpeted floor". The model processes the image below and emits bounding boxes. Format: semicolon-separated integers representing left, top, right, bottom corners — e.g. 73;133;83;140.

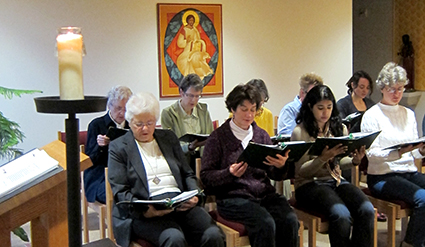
11;210;403;247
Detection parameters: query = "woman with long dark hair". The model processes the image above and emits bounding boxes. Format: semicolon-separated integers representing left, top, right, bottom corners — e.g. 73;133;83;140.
291;85;375;247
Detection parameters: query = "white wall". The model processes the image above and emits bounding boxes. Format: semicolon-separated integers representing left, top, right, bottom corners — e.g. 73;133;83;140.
0;0;352;155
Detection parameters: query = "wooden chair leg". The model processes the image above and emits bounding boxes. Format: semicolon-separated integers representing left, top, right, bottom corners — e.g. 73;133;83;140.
307;218;317;247
386;206;397;247
298;220;304;247
99;206;106;239
81;174;89;243
373;208;378;247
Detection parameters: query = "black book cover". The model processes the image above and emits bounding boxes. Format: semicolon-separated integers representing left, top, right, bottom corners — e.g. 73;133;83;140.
342;112;362;124
382;136;425;150
308;130;381;157
270;134;291;145
178;133;209;143
116;190;200;210
237;141;313;170
106;127;129;141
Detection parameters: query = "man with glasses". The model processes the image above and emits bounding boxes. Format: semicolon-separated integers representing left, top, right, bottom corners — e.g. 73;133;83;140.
84;85;132;204
161;74;214;171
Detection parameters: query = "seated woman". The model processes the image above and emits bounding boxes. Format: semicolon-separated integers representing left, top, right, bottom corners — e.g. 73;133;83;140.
246;79;274;136
292;85;375;247
161;73;214;171
108;92;224;247
201;84;299;247
337;70;375;133
361;62;425;247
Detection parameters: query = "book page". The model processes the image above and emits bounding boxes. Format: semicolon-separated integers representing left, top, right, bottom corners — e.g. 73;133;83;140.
0;149;59;197
170;189;199;204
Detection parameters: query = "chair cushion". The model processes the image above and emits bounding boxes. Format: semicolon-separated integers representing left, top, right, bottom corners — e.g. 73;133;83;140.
288;197;328;222
133;238;156;247
208;210;248;236
362;187;411;209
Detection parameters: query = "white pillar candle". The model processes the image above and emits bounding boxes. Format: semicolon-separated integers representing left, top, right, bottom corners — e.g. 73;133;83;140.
57;27;84;100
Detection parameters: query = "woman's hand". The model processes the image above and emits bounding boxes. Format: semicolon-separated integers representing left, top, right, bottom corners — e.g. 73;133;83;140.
399;143;424;156
97;134;110;147
420;144;425;156
175;196;198;212
143;205;173;218
318;144;348;163
351;145;366;165
229;161;248;177
264;149;290;168
189;139;208;151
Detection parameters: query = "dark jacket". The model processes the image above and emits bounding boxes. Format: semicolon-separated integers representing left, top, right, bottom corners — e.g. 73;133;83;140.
84;113;129;203
200;119;288;201
108;129;198;247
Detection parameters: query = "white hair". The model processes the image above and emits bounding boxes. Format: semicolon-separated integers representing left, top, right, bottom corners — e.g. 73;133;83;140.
376;62;408;89
107;85;132;108
125;92;160;123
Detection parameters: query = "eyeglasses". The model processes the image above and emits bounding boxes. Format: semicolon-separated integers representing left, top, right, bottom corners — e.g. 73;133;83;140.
133;121;155;128
184;93;202;99
386;87;405;94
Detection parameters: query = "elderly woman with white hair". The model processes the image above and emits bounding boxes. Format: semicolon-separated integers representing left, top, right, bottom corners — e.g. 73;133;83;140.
108;92;224;247
361;62;425;247
84;85;132;204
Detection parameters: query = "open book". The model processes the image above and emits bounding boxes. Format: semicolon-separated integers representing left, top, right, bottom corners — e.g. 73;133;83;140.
0;149;60;198
270;134;291;144
178;133;209;143
117;189;201;210
382;136;425;150
106;127;129;141
237;141;313;169
308;130;381;157
342;112;362;124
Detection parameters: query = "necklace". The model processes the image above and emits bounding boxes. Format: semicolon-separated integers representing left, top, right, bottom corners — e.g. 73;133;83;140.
139;143;161;185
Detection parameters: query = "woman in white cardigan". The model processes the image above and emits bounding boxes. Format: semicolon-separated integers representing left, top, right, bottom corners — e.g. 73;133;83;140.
361;62;425;247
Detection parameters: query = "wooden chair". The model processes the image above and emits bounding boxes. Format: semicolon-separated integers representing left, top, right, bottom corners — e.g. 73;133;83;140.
354;159;422;247
105;168;157;247
58;130;107;243
195;158;304;247
213;120;219;130
289;166;378;247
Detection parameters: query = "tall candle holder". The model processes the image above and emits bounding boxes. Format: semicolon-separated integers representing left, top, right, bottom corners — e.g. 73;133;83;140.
34;26;107;247
34;96;107;247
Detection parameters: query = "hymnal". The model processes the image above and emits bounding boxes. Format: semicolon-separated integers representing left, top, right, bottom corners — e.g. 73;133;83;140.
117;189;200;210
106;127;129;141
342;112;362;124
178;133;209;143
308;131;381;157
0;149;60;198
382;136;425;150
237;141;313;169
271;134;291;144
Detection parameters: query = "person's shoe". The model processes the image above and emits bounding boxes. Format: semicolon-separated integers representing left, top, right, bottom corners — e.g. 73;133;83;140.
377;212;387;222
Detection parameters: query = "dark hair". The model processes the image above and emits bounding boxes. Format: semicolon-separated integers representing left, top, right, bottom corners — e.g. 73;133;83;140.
296;85;343;138
246;79;269;102
225;84;262;112
179;73;204;93
186;14;195;23
345;70;373;95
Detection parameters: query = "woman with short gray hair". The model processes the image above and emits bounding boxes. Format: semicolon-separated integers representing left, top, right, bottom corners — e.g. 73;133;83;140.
161;73;214;171
361;62;425;247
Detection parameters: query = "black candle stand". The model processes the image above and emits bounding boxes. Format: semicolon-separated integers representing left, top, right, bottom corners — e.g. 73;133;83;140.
34;96;107;247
